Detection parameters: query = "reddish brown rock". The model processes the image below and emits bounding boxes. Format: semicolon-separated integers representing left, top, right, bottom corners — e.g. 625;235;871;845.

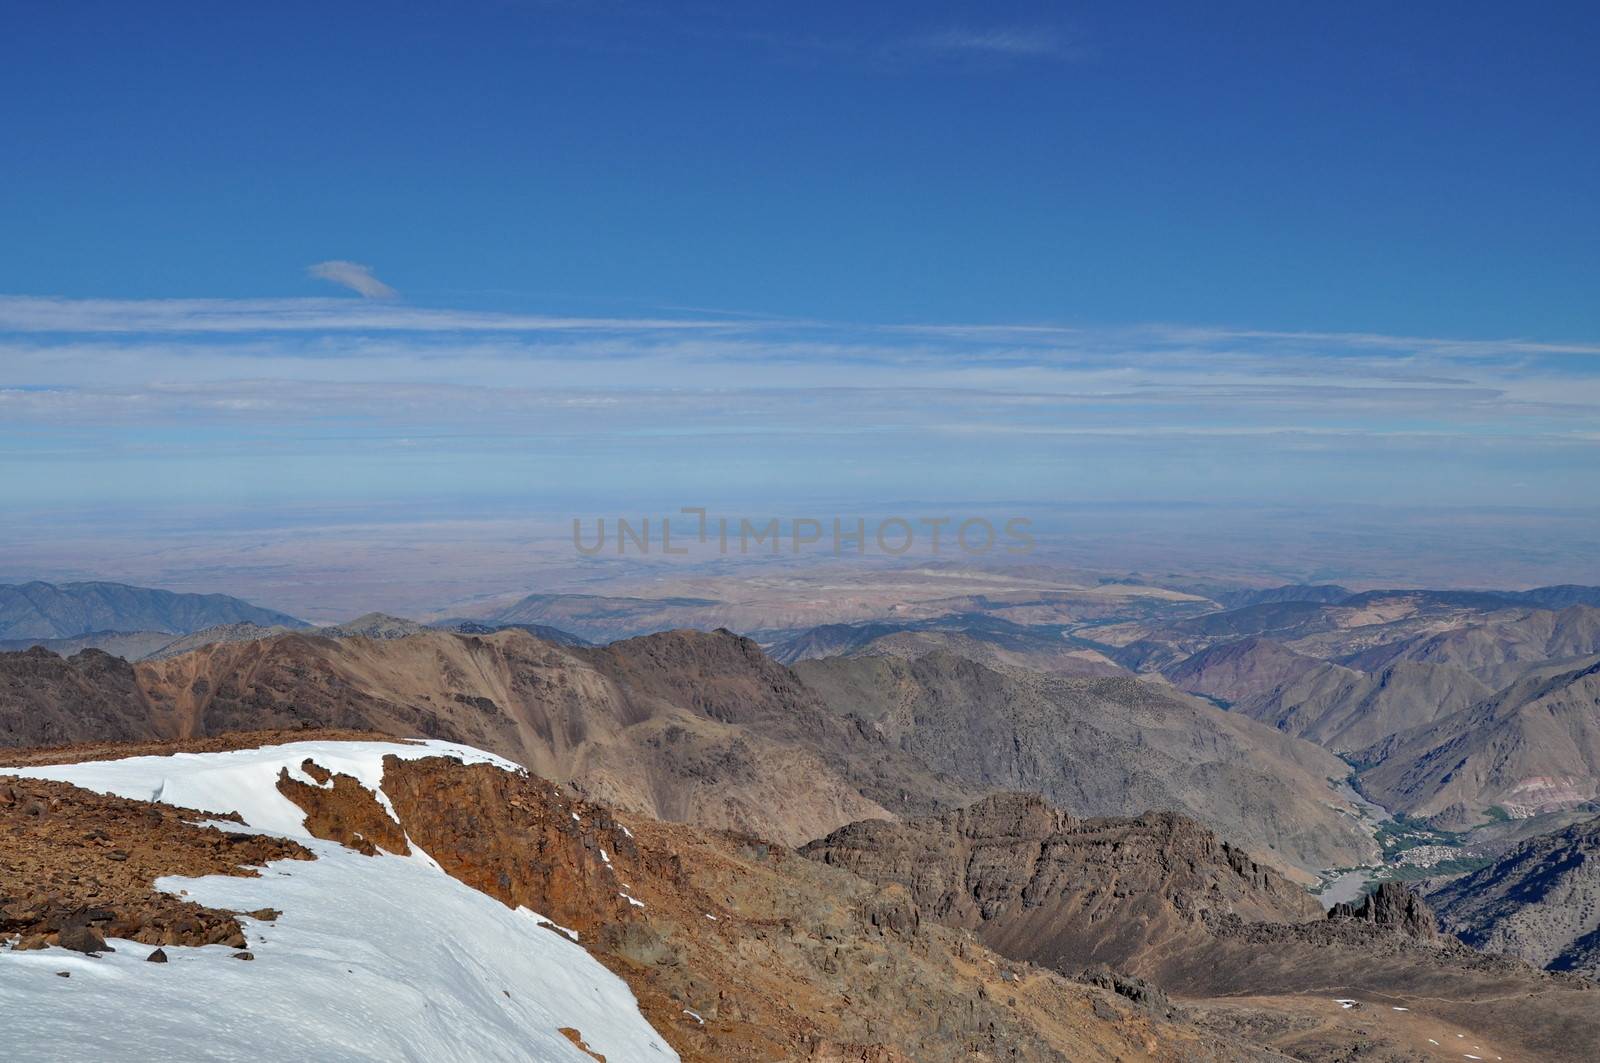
275;763;409;856
372;755;1283;1063
0;774;311;951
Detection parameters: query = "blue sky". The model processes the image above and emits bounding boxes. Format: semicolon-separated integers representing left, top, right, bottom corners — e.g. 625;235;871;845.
2;2;1598;573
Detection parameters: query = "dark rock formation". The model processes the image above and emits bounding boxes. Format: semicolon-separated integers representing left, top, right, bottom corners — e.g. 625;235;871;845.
0;648;158;747
1327;881;1439;940
56;924;111;955
802;792;1323;974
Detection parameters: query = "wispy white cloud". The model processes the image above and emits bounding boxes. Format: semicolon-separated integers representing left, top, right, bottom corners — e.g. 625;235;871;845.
306;260;398;299
0;296;751;334
4;294;1599;478
7;296;1599;369
909;26;1075;60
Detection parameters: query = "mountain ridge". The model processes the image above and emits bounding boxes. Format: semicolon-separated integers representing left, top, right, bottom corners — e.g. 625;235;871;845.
0;581;306;641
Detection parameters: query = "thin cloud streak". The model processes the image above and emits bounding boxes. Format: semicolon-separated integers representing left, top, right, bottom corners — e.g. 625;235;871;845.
0;296;756;334
911;27;1073;59
4;296;1599;365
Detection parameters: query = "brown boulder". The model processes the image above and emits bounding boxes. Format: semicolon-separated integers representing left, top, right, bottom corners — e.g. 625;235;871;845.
57;924;111;955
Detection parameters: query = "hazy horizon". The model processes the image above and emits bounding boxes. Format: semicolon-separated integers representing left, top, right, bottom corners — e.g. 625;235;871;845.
4;3;1598;615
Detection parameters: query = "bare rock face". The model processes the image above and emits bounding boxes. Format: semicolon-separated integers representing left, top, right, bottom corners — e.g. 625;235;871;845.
802;792;1323;975
1358;656;1600;822
1076;964;1171;1014
367;755;1278;1063
804;792;1600;1063
795;649;1380;875
1429;814;1600;977
0;648;158;748
275;761;411;856
1327;881;1439;941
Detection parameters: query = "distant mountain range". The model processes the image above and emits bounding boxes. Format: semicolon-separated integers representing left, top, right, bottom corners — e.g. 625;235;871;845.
0;628;973;847
0;606;590;663
1164;637;1494;752
1;622;1374;874
1216;583;1600;612
0;581;305;640
484;592;726;642
767;612;1125;676
1151;604;1600;826
10;573;1600;854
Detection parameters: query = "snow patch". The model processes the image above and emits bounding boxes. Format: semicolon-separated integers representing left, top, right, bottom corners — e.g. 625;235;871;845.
6;739;520;838
0;740;676;1062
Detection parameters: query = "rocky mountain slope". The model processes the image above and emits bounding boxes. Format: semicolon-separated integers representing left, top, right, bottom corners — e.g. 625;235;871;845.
2;626;1383;870
0;581;305;640
1163;637;1335;706
1343;604;1600;688
1;737;680;1063
853;628;1126;676
0;648;157;747
795;650;1377;875
1091;592;1600;680
806;796;1600;1063
1357;657;1600;824
1;732;1285;1062
0;630;180;661
0;629;978;847
802;793;1324;973
1;611;591;664
1165;638;1493;752
768;614;1126;676
1429;815;1600;977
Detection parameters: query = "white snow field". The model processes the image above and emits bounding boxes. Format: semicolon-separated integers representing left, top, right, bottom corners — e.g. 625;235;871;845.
0;740;679;1063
